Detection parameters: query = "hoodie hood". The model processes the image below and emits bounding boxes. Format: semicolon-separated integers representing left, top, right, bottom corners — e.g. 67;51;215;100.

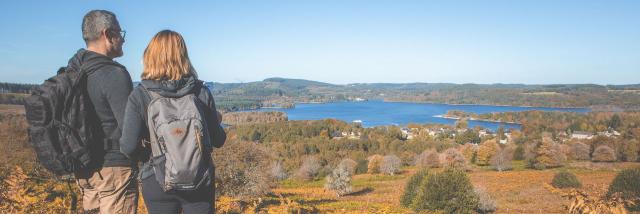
67;49;120;74
140;75;201;98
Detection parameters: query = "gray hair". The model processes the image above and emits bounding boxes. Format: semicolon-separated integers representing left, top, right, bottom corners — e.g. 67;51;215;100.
82;10;119;43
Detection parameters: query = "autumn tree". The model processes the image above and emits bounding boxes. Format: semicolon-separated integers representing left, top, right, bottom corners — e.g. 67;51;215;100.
442;148;467;170
592;145;616;162
569;142;591;160
476;139;499;166
367;155;384;173
536;140;566;169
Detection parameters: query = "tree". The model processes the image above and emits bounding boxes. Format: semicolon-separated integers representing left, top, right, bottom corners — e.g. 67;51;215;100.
476;140;499;166
270;161;287;180
569;142;590;160
380;155;402;175
367;155;384;173
456;118;469;130
621;140;639;162
214;141;275;199
534;138;566;169
324;164;353;197
338;158;357;175
415;150;440;168
442;148;467;170
459;143;477;164
294;156;321;181
591;145;616;162
491;144;514;172
608;114;622;130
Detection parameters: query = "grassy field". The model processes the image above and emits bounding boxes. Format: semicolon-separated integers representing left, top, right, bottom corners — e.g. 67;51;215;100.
265;161;640;214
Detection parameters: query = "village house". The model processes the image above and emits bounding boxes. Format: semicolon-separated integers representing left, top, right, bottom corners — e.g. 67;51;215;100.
571;131;594;140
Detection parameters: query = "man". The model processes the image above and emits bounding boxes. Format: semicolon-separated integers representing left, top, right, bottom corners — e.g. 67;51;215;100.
68;10;137;213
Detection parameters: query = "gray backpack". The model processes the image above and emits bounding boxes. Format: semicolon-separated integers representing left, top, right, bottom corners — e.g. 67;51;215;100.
146;89;213;192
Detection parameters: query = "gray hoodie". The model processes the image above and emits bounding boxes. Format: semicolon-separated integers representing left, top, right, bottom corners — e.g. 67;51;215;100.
120;75;226;179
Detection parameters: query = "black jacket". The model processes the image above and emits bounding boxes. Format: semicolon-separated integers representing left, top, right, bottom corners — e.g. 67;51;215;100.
119;75;226;178
67;49;133;167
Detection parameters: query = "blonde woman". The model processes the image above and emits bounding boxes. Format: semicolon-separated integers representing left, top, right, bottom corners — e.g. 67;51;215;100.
120;30;225;213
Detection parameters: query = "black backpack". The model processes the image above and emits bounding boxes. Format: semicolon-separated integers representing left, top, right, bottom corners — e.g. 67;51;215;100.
24;66;97;175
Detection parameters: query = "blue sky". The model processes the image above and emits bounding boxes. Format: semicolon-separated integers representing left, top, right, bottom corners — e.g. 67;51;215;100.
1;0;638;85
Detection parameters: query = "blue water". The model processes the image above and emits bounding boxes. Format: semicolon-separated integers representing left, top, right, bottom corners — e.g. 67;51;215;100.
255;100;589;131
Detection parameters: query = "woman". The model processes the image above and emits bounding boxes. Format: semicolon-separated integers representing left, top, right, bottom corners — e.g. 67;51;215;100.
120;30;226;213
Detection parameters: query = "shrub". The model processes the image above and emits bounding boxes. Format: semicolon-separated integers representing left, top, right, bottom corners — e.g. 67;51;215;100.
415;150;440;168
476;140;499;166
592;145;616;162
367;155;384;173
214;141;275;199
411;169;479;213
294;156;321;181
622;140;639;162
475;187;497;214
442;148;467;170
551;170;582;189
607;168;640;210
355;158;368;174
324;164;353;197
513;144;524;160
569;142;590;160
380;155;402;175
338;158;357;175
491;145;514;172
400;169;429;207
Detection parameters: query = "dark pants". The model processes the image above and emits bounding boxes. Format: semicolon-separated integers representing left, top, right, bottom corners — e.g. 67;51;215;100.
141;176;214;214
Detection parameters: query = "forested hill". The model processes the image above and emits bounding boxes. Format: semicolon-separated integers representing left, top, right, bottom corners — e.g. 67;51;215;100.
3;79;640;111
204;78;640;111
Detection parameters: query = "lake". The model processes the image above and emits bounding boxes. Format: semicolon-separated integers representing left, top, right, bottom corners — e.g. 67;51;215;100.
255;100;590;131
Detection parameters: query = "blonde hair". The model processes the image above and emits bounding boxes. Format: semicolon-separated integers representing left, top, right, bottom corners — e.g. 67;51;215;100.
142;30;197;80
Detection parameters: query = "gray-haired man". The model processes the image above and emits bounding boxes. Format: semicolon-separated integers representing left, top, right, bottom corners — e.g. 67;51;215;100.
68;10;137;213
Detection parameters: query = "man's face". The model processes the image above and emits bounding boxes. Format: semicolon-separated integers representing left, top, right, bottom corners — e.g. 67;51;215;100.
106;23;125;58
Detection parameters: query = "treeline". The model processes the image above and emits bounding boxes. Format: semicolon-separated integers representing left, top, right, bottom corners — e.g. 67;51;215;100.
0;82;37;94
222;111;287;126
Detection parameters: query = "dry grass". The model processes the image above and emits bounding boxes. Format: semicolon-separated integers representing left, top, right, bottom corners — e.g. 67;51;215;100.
270;163;640;213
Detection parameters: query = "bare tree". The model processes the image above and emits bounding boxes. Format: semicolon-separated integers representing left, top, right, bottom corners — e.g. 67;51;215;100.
270;161;287;180
294;156;321;181
415;150;440;168
380;155;402;175
491;145;514;172
592;145;616;162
